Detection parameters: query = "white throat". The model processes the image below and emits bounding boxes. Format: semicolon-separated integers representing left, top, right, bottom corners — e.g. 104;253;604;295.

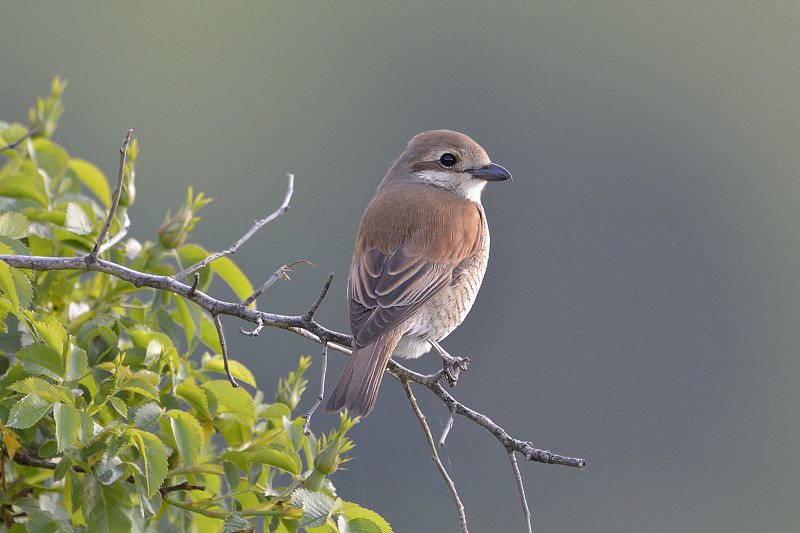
414;171;486;204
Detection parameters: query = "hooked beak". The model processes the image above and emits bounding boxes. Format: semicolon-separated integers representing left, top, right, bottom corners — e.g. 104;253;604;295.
467;162;512;182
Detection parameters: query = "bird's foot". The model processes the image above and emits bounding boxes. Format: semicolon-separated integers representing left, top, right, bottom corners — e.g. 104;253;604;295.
431;340;470;387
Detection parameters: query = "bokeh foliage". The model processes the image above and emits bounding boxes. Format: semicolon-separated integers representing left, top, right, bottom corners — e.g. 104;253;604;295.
0;79;390;533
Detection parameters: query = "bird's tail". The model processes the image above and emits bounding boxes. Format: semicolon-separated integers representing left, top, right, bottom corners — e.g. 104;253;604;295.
324;331;401;417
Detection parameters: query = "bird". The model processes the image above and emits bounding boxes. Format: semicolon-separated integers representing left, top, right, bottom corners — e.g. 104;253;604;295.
324;130;511;417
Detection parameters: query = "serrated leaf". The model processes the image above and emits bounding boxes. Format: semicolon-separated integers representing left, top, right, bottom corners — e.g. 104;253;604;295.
176;383;214;420
0;212;29;238
54;402;81;452
1;420;22;459
259;402;291;421
16;343;63;379
8;377;62;402
0;175;49;206
64;202;92;235
203;356;256;387
166;410;204;466
203;380;256;424
95;455;128;485
223;512;254;533
65;344;88;383
339;501;394;533
119;370;161;400
249;443;302;475
128;428;168;499
68;158;111;207
7;392;52;428
53;455;72;481
85;475;132;533
291;488;335;528
0;235;31;255
210;256;254;303
0;260;20;314
30;313;67;352
198;312;222;353
9;268;32;312
134;402;163;431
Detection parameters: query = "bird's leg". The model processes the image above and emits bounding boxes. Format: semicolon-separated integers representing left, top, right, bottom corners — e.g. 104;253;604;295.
430;340;470;387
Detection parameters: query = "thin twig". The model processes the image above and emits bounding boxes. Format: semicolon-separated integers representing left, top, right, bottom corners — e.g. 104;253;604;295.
213;314;238;388
172;173;295;281
303;340;328;435
304;272;334;322
88;129;132;262
403;380;468;533
242;260;311;308
187;272;200;298
239;315;264;337
97;213;131;254
509;450;533;533
0;127;38;152
439;405;456;446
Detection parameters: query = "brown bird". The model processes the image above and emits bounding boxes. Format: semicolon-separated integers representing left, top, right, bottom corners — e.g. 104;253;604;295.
324;130;511;417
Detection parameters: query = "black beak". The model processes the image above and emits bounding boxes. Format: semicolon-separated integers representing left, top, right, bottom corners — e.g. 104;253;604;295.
467;162;512;182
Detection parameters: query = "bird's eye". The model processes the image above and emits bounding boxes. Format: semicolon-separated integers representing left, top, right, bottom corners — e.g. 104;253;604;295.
439;153;457;167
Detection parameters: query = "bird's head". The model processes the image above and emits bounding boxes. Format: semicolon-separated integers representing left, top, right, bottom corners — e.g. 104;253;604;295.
383;130;511;202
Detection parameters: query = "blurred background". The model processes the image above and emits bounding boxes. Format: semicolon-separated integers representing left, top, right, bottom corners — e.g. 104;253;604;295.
3;2;799;531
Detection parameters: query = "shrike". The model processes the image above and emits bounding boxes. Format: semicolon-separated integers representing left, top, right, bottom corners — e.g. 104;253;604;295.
324;130;511;417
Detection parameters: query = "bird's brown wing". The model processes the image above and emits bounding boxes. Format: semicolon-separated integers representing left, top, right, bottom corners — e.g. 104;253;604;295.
348;194;485;347
348;248;457;346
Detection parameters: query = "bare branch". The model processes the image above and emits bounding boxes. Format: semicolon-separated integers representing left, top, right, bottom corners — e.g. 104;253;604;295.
304;272;334;322
0;127;39;153
242;260;310;308
213;314;238;387
509;449;533;533
97;213;131;255
303;340;328;435
403;380;468;533
172;173;295;281
88;129;132;262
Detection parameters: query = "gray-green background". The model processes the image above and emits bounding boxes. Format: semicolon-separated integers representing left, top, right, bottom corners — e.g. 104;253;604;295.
3;2;799;531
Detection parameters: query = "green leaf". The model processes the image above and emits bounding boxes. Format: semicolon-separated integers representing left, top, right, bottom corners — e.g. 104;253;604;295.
119;370;161;401
84;475;132;533
128;428;168;499
134;402;163;431
291;488;335;529
0;260;20;314
0;175;49;206
0;212;29;238
176;382;215;420
7;392;52;429
203;356;257;387
68;158;111;207
65;344;88;383
64;202;93;235
203;380;256;424
172;295;197;348
29;313;67;352
223;512;255;533
54;402;81;452
249;442;302;475
53;455;72;481
8;377;64;403
9;267;32;311
166;409;204;466
31;138;68;178
338;501;394;533
210;256;255;303
15;343;63;379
